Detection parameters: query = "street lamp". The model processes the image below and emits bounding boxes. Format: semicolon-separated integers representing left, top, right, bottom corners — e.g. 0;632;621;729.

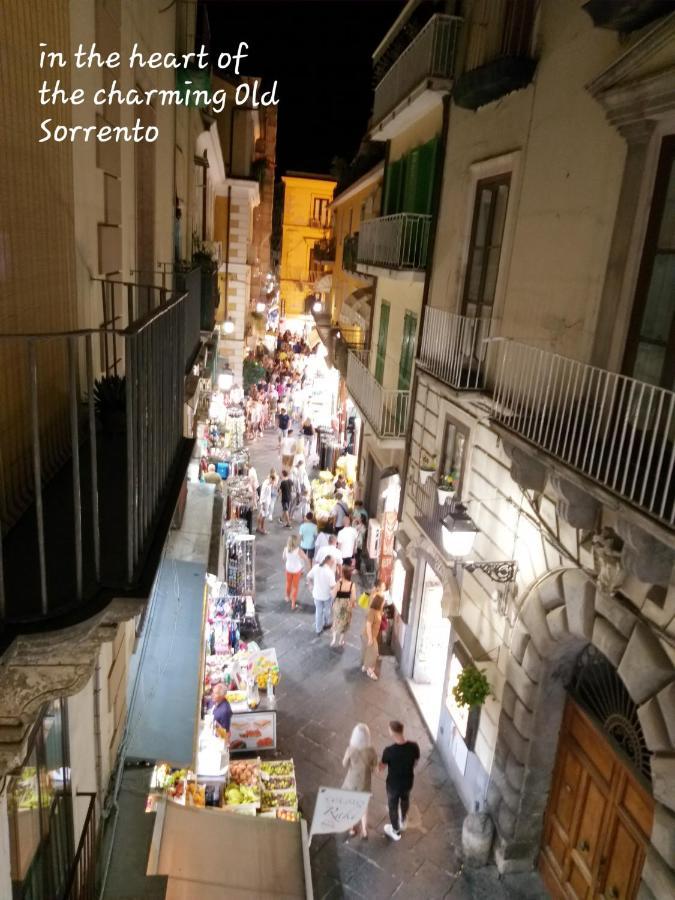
256;301;266;314
312;299;322;313
222;317;235;335
442;503;517;583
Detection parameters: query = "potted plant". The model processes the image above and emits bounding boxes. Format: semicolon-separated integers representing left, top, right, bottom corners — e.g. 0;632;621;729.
438;470;458;504
419;452;437;485
452;666;492;709
93;375;126;435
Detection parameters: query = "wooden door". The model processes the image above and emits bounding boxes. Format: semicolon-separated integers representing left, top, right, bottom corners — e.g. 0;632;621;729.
375;301;390;385
540;701;653;900
398;312;418;392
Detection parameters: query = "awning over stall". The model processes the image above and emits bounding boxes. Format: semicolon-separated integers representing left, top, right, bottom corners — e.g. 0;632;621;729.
339;286;373;331
147;799;313;899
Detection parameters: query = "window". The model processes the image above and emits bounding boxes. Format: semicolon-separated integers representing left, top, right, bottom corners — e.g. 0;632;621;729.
624;136;675;388
311;197;328;227
347;208;353;235
462;175;511;321
398;311;418;391
375;301;390;385
8;700;73;900
441;418;468;495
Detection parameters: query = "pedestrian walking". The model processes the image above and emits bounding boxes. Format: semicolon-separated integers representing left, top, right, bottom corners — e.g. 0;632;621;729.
257;472;277;534
331;564;356;647
277;406;290;446
280;430;296;471
301;417;315;457
307;556;338;635
315;534;342;566
342;723;378;839
331;491;349;534
336;516;358;567
299;511;318;561
361;592;385;680
379;721;420;842
283;535;308;610
278;469;294;527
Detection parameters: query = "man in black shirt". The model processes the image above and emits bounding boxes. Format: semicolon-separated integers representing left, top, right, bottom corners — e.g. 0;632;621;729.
379;720;420;841
277;408;290;447
279;470;294;527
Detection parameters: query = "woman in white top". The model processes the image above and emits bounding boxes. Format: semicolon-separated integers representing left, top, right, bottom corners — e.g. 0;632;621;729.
257;473;277;534
283;535;308;610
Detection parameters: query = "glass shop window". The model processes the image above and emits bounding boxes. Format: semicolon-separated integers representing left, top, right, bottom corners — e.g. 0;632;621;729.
7;699;73;900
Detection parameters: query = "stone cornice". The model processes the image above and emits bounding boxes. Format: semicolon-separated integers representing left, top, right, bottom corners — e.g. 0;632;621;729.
0;597;144;776
587;13;675;135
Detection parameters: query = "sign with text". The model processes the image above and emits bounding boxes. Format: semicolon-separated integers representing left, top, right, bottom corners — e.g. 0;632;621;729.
309;787;371;842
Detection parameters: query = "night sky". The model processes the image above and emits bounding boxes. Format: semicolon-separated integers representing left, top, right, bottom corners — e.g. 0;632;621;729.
207;0;405;176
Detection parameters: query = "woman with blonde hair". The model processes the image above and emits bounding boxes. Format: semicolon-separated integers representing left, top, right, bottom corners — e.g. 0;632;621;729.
361;593;385;680
342;723;378;839
283;534;308;610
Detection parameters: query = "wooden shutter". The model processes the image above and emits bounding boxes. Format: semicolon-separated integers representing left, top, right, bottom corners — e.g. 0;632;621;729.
398;312;417;390
375;302;390;385
384;160;403;215
418;135;439;214
403;148;421;213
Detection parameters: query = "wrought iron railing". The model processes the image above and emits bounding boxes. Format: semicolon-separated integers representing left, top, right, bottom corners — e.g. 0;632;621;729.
372;14;462;126
357;213;431;271
418;309;492;389
63;792;97;900
346;350;410;438
490;339;675;527
0;290;195;623
97;277;201;374
342;233;361;274
407;476;455;550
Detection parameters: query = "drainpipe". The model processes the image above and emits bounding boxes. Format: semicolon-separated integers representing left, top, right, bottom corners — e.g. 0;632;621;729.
398;92;452;523
93;659;103;813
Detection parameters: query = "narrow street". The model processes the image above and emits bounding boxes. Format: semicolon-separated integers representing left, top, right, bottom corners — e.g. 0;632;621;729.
245;428;547;900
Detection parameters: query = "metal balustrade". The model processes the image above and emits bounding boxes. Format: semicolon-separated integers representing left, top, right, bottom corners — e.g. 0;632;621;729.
372;14;462;126
418;308;491;389
346;350;410;438
490;339;675;527
0;288;197;624
357;213;431;271
63;792;97;900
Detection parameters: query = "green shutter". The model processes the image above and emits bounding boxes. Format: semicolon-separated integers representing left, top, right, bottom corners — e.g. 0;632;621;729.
398;312;417;391
384;160;403;215
375;302;390;385
402;148;421;213
417;135;439;214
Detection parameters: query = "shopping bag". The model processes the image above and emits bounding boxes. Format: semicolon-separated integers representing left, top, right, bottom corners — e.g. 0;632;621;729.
357;592;370;610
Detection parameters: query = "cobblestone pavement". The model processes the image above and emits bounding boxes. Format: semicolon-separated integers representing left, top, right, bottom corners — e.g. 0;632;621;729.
248;429;549;899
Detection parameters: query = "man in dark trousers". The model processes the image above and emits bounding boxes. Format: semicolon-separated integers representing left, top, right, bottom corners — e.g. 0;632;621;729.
210;682;232;736
379;720;420;841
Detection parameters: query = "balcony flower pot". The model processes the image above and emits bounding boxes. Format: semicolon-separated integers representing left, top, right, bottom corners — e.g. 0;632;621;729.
437;471;458;504
419;453;437;485
419;468;435;485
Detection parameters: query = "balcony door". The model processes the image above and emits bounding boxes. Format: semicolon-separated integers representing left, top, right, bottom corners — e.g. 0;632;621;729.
375;301;390;384
398;312;418;391
624;136;675;389
462;175;511;323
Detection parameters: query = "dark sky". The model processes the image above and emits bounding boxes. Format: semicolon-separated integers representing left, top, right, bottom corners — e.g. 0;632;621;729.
207;0;405;176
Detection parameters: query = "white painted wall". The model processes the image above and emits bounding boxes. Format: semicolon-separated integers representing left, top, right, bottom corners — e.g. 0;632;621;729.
68;676;97;840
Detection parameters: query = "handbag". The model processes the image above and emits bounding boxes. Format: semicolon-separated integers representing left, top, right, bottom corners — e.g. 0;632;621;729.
357;592;370;610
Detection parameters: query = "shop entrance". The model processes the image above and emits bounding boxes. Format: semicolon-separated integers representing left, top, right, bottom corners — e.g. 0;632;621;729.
409;563;451;736
539;697;653;900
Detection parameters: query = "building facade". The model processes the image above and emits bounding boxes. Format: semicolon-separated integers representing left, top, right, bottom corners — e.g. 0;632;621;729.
346;0;462;583
279;173;337;321
0;1;219;895
390;1;675;897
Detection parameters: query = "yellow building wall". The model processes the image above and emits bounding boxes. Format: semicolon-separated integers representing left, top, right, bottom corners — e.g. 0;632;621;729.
280;175;335;317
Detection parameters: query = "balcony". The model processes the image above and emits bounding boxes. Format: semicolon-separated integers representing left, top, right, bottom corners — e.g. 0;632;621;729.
454;0;537;111
370;14;462;140
346;350;410;439
0;287;198;635
489;340;675;528
356;213;431;275
418;309;492;390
